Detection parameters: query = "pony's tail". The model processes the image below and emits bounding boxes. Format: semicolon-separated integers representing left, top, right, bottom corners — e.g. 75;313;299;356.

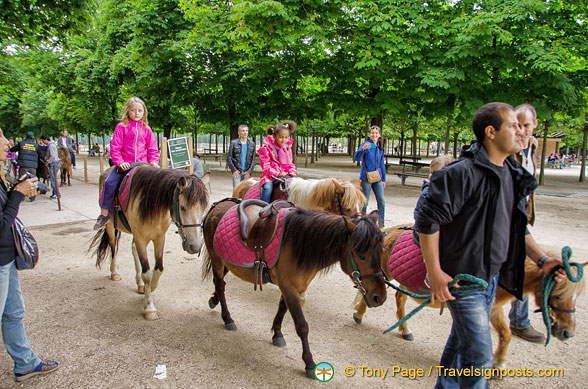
201;245;213;282
88;228;120;268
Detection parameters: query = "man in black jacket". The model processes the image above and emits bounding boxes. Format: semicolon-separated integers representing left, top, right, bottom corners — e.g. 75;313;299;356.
10;132;39;178
416;102;565;388
227;124;256;189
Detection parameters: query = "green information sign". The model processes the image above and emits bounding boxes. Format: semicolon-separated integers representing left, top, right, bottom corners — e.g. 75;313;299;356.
167;137;192;169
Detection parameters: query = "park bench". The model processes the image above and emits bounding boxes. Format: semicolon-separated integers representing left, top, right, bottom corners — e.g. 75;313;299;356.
384;154;422;172
396;160;429;185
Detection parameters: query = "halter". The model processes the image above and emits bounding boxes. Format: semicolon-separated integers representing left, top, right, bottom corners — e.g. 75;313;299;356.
536;246;583;346
348;238;384;296
172;186;202;230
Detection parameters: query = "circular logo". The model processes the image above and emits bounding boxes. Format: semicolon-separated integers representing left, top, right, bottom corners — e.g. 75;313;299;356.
314;362;334;382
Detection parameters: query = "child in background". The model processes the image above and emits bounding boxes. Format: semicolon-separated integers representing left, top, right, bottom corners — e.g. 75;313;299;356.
413;154;455;231
94;97;160;230
258;120;297;203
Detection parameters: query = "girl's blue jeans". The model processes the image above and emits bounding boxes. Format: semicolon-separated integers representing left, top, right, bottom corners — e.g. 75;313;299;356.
100;168;125;210
260;181;273;204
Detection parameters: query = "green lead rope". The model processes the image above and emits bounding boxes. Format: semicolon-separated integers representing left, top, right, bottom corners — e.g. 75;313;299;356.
540;246;583;346
383;274;488;334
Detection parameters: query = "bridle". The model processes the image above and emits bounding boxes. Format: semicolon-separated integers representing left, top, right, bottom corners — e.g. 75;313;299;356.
346;233;384;296
172;185;202;231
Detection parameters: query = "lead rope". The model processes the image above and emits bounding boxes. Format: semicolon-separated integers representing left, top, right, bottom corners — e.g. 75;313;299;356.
383;274;488;334
540;246;583;346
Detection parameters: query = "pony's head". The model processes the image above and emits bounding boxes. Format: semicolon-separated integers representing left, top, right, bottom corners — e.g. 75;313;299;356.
174;172;210;254
309;179;366;216
342;210;387;307
541;261;587;341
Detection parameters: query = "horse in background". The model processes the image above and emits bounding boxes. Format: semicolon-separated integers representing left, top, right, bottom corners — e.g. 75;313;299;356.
202;199;386;377
36;147;50;184
58;146;72;186
233;177;365;216
89;165;210;320
351;224;587;368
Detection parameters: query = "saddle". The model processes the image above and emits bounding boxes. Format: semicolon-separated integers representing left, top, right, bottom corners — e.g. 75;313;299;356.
113;162;148;232
236;199;295;290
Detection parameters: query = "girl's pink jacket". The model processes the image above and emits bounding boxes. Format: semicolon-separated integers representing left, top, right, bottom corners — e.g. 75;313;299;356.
257;136;297;186
109;120;159;166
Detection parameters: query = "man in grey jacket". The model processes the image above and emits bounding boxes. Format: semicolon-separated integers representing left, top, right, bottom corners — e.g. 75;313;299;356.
227;125;256;189
40;135;60;199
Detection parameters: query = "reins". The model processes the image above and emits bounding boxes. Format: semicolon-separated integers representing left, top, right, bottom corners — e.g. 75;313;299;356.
383;274;488;334
535;246;583;346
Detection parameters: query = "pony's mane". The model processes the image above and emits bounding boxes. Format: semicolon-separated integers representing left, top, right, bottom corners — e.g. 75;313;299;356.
281;208;382;273
129;166;209;222
288;178;365;212
553;266;586;299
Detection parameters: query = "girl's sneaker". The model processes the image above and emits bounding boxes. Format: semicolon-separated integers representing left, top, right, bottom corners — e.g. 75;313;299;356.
93;214;110;230
15;360;60;382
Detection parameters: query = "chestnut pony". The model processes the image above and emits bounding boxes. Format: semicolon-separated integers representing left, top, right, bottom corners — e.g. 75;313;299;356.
233;177;365;216
352;224;586;368
202;199;387;377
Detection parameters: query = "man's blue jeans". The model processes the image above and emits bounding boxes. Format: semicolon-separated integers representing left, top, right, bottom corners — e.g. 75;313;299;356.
509;296;531;328
0;261;41;374
260;181;273;204
360;180;385;226
232;172;247;189
435;274;499;389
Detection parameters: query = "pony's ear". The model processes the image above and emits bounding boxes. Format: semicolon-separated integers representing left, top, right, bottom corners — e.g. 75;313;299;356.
367;210;380;225
581;261;588;268
333;179;345;195
178;176;189;190
343;217;356;232
200;172;211;188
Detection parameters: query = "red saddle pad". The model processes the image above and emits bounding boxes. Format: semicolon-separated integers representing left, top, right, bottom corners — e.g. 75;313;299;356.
388;230;429;293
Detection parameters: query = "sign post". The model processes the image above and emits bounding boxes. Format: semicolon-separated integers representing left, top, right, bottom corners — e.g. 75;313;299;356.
167;137;192;170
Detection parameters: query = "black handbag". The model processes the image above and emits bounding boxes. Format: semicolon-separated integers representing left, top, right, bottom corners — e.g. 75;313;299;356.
12;217;39;270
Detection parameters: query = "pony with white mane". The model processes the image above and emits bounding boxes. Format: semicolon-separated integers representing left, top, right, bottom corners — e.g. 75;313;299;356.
233;176;365;216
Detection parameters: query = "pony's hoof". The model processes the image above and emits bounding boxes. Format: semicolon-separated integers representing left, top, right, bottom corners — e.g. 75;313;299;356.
272;336;286;347
305;367;316;379
137;285;145;294
144;311;159;321
208;297;218;309
402;333;414;341
224;322;237;331
353;314;362;325
111;274;121;281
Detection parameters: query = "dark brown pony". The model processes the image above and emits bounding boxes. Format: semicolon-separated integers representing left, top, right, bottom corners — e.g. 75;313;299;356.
202;200;387;377
36;148;50;184
352;224;586;368
58;146;72;186
90;166;209;320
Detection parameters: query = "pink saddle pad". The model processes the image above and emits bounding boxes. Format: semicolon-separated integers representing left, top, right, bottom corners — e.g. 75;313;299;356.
243;182;261;200
388;230;429;293
98;166;138;213
213;205;290;268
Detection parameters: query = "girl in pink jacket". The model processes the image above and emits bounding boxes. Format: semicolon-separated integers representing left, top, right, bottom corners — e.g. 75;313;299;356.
258;120;297;204
94;97;160;230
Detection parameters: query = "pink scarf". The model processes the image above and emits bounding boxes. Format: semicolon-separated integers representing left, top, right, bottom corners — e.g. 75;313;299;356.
276;145;290;165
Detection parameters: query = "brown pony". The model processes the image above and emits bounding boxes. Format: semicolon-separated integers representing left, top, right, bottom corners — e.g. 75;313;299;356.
58;146;72;186
352;224;587;368
233;177;365;216
90;166;209;320
202;199;387;377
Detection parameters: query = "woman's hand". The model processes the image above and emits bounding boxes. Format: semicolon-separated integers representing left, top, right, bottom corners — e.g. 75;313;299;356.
14;176;39;198
119;162;131;170
362;143;370;151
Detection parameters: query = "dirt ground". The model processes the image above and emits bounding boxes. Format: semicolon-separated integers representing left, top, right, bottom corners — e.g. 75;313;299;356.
1;155;587;388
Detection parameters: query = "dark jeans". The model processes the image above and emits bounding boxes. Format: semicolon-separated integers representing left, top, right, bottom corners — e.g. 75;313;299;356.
100;168;124;210
435;274;499;389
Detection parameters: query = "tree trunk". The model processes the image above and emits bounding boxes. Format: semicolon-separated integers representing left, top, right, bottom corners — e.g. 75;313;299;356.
580;122;587;182
539;122;548;185
163;124;172;140
444;116;451;155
